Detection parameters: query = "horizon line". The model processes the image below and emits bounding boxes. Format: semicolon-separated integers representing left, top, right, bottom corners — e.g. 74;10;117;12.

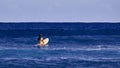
0;22;120;23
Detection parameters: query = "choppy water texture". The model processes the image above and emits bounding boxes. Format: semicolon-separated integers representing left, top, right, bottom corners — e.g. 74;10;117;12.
0;23;120;68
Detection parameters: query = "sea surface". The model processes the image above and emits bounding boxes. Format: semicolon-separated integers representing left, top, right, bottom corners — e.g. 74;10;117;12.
0;22;120;68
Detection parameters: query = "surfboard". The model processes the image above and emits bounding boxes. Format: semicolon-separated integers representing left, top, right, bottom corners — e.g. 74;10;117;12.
37;38;49;46
43;38;49;45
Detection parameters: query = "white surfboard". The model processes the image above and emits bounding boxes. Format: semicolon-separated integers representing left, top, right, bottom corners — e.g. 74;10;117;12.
37;38;49;46
43;38;49;45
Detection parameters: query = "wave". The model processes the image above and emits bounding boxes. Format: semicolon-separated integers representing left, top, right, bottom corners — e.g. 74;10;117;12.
1;57;120;62
0;57;120;68
0;46;120;51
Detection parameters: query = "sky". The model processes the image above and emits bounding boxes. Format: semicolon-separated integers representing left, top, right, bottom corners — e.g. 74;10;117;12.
0;0;120;22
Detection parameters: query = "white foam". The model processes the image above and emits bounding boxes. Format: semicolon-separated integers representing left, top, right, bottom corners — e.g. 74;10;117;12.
0;46;120;51
41;47;120;51
0;57;119;62
0;46;36;50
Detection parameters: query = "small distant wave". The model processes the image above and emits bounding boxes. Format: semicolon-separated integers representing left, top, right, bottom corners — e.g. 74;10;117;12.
0;47;36;50
1;57;120;62
0;57;120;68
40;47;120;51
1;46;120;51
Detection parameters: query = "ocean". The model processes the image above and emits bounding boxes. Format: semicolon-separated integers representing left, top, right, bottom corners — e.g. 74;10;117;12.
0;22;120;68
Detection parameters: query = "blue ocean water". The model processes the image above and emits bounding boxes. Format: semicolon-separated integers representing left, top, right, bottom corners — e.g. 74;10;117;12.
0;22;120;68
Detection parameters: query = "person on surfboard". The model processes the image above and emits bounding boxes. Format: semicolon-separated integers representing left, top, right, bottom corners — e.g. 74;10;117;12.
37;34;49;47
37;34;44;46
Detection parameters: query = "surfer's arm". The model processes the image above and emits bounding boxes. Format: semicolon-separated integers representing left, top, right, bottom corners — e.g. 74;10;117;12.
41;40;44;44
41;38;44;44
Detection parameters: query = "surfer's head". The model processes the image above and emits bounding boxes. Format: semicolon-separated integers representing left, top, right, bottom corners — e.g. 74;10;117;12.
38;34;42;43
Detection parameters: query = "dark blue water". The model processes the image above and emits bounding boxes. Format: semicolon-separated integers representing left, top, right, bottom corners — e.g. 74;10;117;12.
0;23;120;68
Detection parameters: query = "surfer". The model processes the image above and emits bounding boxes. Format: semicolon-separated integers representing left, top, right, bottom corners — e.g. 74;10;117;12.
37;34;44;46
37;34;49;47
